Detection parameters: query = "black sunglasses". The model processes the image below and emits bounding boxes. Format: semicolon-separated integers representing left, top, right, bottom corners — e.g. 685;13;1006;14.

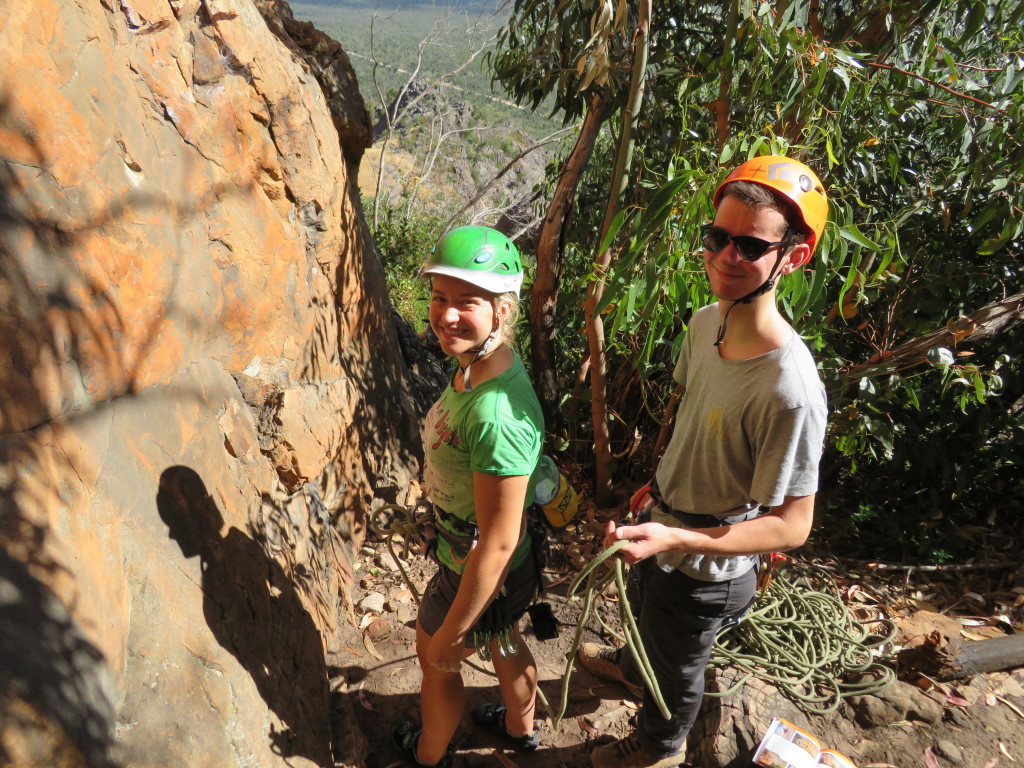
700;224;798;262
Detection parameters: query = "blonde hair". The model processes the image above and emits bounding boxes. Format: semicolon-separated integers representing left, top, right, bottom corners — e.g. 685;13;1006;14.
494;291;521;346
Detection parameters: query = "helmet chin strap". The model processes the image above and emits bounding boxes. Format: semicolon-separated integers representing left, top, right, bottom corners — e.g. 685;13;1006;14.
460;320;503;392
714;251;785;348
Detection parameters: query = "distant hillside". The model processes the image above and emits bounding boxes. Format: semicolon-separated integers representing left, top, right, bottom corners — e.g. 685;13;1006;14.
290;0;555;134
290;0;564;223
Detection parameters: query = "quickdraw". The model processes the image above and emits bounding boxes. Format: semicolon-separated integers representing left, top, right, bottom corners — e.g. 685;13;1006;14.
472;625;520;661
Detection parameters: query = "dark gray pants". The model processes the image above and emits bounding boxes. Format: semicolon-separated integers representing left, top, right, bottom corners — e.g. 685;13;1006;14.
619;561;758;756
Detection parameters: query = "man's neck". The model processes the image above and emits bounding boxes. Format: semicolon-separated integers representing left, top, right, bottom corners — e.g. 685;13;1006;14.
715;297;793;361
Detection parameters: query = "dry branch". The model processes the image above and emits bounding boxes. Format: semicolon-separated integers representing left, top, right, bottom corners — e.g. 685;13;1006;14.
842;290;1024;383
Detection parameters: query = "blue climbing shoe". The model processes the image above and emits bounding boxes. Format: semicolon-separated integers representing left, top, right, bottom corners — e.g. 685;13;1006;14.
390;719;453;767
471;703;540;752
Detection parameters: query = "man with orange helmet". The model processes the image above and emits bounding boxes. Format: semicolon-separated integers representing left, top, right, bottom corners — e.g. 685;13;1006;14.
578;156;830;768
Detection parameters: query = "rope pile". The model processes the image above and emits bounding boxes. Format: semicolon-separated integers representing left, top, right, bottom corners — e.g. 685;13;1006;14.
548;553;896;725
707;562;896;713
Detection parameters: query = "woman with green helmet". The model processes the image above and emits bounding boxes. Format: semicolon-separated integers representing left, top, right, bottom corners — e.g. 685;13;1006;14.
391;225;545;766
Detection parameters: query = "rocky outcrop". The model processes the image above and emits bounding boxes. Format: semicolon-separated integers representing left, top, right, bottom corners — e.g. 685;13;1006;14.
0;1;422;766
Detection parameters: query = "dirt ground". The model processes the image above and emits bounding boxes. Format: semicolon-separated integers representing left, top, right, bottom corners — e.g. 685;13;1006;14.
331;506;1024;768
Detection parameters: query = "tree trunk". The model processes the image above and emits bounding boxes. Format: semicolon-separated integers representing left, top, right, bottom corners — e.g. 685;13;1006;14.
712;0;739;154
586;0;651;506
530;96;605;434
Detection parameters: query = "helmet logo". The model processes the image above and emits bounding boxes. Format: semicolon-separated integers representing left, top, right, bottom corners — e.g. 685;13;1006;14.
799;174;813;192
766;162;791;181
474;253;491;264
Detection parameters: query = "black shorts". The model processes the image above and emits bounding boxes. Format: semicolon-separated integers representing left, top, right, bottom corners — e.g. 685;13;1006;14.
418;553;540;647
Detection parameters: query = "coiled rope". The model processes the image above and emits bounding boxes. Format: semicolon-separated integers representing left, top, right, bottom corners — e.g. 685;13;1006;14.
369;503;428;605
540;539;671;730
706;562;896;713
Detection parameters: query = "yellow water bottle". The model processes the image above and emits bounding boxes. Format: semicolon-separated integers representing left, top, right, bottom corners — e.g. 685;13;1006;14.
532;456;579;528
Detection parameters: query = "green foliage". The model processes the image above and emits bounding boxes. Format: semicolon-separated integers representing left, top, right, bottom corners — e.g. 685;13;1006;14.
491;0;1024;561
823;346;1022;562
368;200;446;328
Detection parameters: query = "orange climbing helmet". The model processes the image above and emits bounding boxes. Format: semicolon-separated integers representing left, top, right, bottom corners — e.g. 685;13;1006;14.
713;155;829;255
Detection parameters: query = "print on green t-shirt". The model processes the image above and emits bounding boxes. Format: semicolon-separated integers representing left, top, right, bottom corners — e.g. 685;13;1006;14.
421;351;544;574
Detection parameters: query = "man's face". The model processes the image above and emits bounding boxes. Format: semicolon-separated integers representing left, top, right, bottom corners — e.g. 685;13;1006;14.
703;195;806;302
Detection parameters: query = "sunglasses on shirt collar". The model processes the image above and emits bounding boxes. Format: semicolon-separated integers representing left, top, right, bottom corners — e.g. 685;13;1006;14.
700;224;799;262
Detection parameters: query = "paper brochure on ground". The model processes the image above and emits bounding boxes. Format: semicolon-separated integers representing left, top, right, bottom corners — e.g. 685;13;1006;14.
752;717;858;768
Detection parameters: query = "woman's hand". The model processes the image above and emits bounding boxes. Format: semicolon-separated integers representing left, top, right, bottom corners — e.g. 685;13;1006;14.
425;625;468;673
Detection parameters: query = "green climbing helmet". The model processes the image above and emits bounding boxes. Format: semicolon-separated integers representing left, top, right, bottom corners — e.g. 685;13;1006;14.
421;226;524;296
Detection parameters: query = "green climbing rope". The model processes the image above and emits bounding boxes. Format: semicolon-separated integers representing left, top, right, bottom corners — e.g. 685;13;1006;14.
545;540;671;730
707;562;896;713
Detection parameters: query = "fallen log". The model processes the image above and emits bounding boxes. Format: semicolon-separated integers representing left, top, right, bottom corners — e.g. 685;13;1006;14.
898;631;1024;681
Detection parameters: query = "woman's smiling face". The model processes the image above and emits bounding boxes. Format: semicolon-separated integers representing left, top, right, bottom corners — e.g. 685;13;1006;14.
428;274;504;357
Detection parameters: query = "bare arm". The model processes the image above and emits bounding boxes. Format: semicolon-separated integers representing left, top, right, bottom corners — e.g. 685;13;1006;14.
606;493;815;565
426;471;529;671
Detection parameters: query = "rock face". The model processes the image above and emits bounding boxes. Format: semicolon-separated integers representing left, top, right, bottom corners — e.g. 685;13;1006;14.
0;1;426;766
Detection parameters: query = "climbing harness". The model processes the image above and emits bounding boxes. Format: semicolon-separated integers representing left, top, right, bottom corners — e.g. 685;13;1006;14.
370;502;546;663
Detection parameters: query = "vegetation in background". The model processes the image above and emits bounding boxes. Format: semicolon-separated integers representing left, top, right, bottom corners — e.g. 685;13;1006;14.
368;201;446;328
489;0;1023;562
297;0;1021;564
293;0;564;249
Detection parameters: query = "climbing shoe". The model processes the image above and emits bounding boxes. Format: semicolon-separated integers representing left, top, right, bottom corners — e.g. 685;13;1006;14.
390;718;453;767
590;733;685;768
471;702;540;751
577;643;644;698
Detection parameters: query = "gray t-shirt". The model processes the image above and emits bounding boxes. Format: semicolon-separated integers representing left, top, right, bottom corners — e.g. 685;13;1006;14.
653;304;827;581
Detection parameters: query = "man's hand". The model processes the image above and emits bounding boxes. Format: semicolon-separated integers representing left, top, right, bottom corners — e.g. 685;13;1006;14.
604;520;676;564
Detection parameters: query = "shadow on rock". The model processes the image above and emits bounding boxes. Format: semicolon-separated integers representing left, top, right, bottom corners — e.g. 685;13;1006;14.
157;466;332;766
0;544;117;768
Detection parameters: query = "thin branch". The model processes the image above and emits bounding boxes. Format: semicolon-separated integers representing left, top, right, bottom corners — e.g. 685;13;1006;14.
510;213;546;243
839;290;1024;385
864;61;1005;111
367;4;498;226
408;120;484;216
441;126;575;232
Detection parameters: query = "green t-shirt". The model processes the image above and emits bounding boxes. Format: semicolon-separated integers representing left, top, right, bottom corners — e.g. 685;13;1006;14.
421;349;544;573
